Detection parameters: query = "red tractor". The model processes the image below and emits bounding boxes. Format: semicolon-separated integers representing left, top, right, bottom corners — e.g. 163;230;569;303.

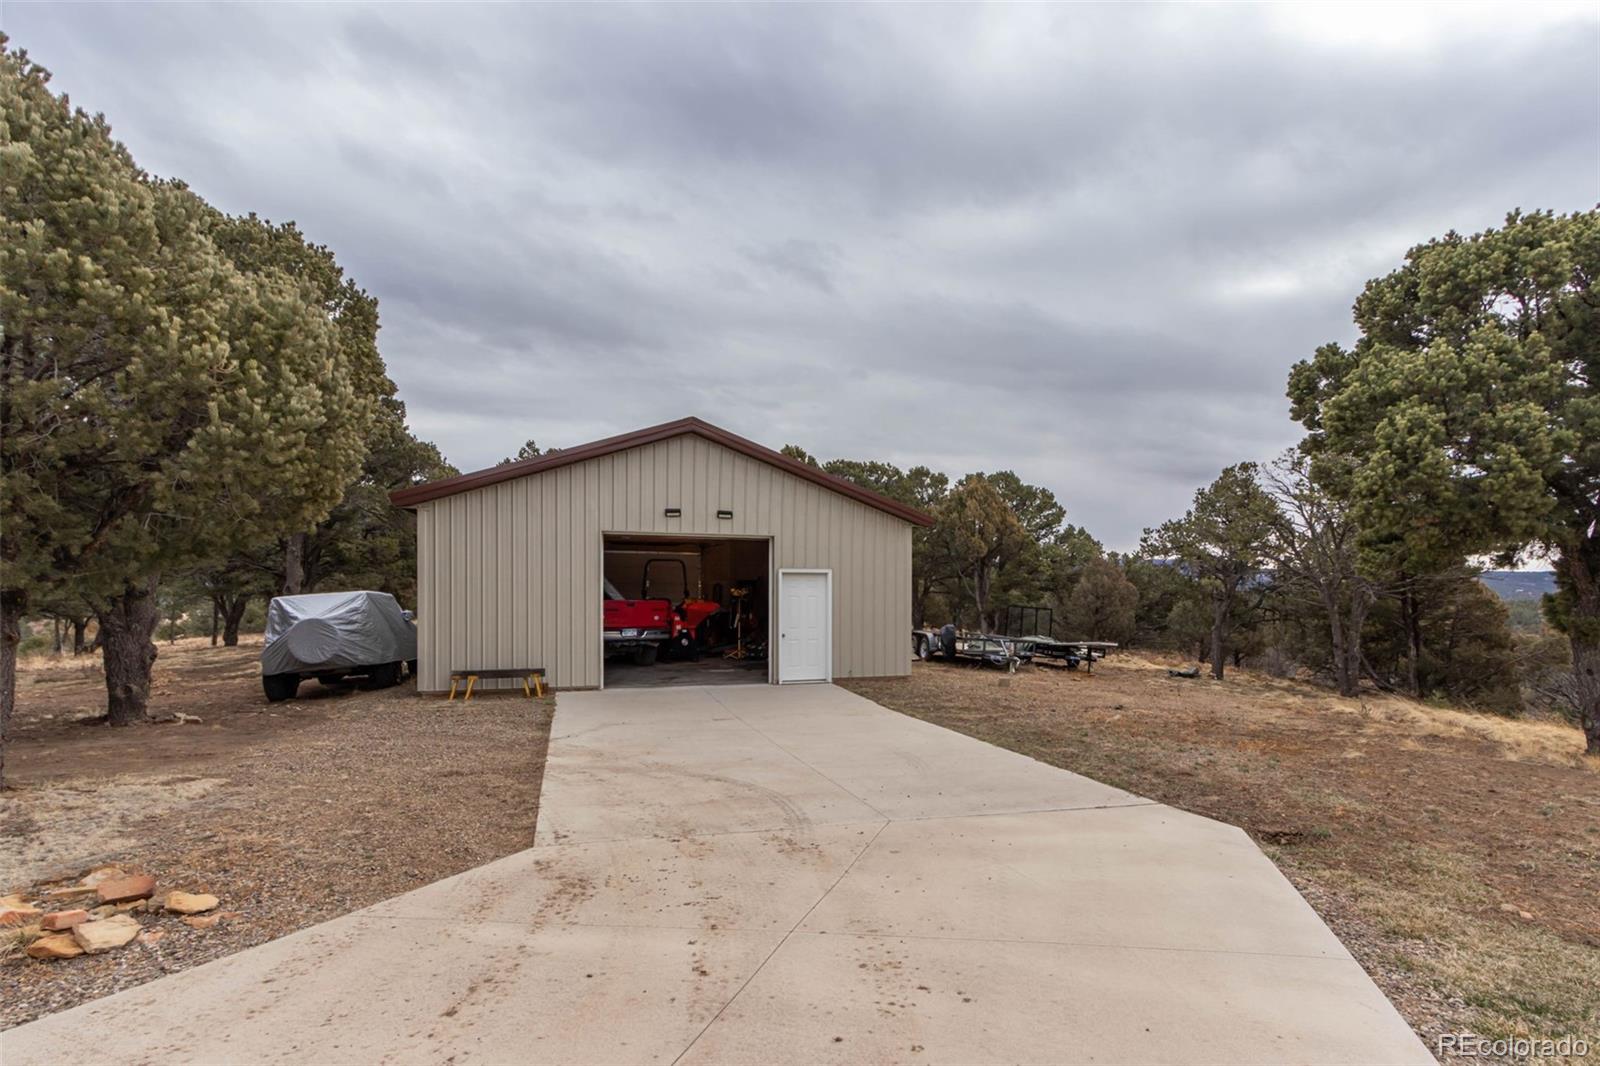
603;559;722;665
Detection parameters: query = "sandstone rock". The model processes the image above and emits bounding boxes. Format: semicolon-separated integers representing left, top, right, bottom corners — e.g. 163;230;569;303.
40;909;89;931
80;866;127;887
165;891;219;915
1520;910;1534;920
182;914;221;930
0;904;42;927
96;874;155;904
72;913;141;954
42;884;97;901
26;933;83;960
89;905;117;919
137;929;165;946
0;894;26;909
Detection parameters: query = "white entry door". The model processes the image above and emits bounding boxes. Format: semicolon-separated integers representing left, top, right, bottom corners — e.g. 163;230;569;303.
778;570;831;683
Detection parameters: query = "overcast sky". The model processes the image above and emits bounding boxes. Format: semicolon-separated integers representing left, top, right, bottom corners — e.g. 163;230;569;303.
8;3;1597;549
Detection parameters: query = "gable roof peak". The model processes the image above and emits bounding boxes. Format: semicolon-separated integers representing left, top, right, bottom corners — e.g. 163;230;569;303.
388;416;934;526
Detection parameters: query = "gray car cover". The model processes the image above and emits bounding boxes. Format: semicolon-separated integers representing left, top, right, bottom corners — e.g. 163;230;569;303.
261;591;417;676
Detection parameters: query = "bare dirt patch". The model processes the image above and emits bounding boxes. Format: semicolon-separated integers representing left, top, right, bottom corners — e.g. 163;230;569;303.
1;638;552;1028
844;656;1600;1063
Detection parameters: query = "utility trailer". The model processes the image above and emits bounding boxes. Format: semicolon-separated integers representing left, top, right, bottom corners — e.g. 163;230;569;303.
995;604;1118;673
1017;637;1118;673
911;623;1031;672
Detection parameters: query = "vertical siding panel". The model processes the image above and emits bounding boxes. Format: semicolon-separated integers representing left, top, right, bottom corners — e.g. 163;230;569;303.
633;446;645;532
557;466;572;685
881;515;893;674
452;498;467;676
541;471;556;683
470;493;485;672
416;504;434;689
501;484;514;679
586;460;601;686
693;438;709;534
651;444;666;527
666;437;681;522
717;446;731;523
513;479;527;675
707;444;720;528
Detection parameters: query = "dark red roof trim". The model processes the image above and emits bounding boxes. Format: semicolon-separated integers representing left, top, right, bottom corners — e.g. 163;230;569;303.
389;416;935;526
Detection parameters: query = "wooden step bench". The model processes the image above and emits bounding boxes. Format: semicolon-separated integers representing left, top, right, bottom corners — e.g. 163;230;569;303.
448;668;545;700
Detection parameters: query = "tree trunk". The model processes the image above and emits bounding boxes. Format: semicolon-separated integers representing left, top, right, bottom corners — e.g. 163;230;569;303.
282;533;307;595
1548;545;1599;755
1574;636;1600;757
1400;583;1422;697
221;594;249;647
1209;592;1228;680
973;564;992;633
52;617;63;655
0;588;22;790
71;617;88;655
1341;592;1372;700
210;596;220;646
1326;592;1351;696
98;579;161;726
1566;585;1600;756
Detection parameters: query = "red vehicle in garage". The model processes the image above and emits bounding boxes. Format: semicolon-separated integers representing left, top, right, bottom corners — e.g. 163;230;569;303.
603;559;722;664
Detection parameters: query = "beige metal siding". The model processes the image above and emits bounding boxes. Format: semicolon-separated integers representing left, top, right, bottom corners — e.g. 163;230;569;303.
413;435;913;691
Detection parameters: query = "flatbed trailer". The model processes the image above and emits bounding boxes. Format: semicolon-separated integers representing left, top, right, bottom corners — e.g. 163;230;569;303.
1016;637;1118;673
993;606;1117;673
911;626;1030;671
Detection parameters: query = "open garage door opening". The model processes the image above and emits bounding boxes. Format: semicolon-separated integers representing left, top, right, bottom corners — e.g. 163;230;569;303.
603;535;771;688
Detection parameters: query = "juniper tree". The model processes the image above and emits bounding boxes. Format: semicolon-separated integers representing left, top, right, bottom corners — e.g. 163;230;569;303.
1142;464;1280;680
0;44;375;774
1288;209;1600;754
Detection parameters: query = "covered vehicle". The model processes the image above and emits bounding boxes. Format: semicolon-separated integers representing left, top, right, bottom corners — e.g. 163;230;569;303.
261;591;417;702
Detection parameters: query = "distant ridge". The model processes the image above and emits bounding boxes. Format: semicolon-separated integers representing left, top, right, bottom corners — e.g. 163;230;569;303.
1479;571;1556;601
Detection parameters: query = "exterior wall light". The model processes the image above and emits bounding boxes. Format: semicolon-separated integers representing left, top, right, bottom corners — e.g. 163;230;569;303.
716;509;734;520
664;507;682;518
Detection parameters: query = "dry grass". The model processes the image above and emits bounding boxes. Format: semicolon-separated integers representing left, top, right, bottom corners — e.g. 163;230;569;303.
844;655;1600;1064
2;639;553;1028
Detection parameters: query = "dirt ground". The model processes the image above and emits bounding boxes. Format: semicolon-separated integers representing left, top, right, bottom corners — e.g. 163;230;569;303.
846;656;1600;1064
0;637;553;1029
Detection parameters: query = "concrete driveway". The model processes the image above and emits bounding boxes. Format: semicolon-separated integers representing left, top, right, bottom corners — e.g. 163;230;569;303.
6;684;1432;1065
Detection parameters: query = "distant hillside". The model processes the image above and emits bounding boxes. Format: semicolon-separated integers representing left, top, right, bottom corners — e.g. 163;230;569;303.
1479;571;1556;601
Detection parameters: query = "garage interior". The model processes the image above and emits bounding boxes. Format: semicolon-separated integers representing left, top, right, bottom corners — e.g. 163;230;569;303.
603;535;770;687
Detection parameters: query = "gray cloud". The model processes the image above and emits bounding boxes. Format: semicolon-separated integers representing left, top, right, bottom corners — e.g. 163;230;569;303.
8;2;1596;549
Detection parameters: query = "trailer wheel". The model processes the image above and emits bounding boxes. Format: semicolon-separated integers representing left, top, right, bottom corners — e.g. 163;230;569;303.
914;635;930;661
672;630;700;661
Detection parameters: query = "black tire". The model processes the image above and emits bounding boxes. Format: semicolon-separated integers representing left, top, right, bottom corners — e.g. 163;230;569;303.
407;659;419;678
915;635;930;661
633;643;659;666
371;661;403;688
263;673;300;702
672;630;700;661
